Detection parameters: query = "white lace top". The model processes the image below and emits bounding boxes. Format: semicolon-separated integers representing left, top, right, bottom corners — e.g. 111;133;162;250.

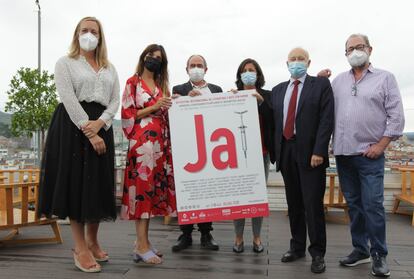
54;55;120;129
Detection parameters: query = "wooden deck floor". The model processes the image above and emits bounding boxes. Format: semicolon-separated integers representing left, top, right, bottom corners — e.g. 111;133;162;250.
0;212;413;279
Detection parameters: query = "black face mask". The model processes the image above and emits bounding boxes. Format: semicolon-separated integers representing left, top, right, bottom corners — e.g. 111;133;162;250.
144;57;162;73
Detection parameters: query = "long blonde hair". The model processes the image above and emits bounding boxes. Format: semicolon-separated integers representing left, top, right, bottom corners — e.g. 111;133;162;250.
68;17;109;68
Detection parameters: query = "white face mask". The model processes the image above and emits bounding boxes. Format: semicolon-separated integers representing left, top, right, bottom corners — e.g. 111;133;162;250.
188;67;205;82
79;32;99;52
347;50;369;67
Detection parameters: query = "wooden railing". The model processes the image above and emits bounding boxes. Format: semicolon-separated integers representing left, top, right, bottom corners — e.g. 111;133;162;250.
392;167;414;226
0;169;63;246
324;173;349;224
0;169;39;209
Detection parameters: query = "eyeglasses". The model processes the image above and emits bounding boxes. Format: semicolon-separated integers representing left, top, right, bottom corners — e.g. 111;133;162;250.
346;44;367;55
351;84;357;96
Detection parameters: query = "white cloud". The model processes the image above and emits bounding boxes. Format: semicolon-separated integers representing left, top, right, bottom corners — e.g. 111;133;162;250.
1;0;413;131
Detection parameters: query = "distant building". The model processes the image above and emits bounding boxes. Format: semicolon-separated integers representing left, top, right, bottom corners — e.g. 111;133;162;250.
0;136;10;147
0;148;8;158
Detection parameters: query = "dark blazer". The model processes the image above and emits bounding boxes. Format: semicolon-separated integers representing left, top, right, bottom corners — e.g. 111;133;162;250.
172;81;222;96
257;88;275;161
269;75;334;171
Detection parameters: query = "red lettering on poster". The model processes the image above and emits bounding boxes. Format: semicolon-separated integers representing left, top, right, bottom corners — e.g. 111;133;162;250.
211;128;238;170
184;115;238;172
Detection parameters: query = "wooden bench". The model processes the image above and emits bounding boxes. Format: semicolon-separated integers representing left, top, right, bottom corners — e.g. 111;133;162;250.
324;173;349;224
0;173;63;246
392;167;414;226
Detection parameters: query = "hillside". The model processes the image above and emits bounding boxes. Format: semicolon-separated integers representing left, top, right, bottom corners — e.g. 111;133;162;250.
0;111;11;125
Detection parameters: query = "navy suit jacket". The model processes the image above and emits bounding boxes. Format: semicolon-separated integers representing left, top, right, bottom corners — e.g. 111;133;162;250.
269;75;334;171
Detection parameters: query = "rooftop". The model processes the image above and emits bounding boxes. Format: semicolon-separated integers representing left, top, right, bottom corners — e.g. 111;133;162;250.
0;212;413;279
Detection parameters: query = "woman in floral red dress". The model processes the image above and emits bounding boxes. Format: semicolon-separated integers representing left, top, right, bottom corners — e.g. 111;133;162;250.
121;44;176;264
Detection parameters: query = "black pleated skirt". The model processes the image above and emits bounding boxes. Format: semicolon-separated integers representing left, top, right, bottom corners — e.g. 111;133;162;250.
37;102;116;223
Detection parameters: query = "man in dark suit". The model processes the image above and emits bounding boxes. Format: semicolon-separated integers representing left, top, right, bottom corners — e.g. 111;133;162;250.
171;54;222;252
269;48;334;273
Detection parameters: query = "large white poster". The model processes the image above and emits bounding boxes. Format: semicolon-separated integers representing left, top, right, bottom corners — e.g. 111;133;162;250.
169;91;269;224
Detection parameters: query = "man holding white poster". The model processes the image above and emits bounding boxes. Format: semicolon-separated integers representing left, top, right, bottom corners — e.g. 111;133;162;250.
169;88;269;250
170;54;222;252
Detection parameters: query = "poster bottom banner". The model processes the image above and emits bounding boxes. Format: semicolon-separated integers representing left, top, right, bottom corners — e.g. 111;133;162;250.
178;203;269;225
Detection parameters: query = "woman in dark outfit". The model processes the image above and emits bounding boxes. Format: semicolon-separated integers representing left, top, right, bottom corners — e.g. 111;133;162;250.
232;58;274;253
38;17;119;273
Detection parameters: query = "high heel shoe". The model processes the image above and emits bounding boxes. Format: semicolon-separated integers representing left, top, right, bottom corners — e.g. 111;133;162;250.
94;253;109;262
88;243;109;262
133;241;163;257
232;241;244;253
72;249;101;273
253;241;264;253
133;249;162;265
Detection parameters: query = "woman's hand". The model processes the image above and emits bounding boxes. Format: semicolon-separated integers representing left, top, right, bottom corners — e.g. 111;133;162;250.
252;91;264;104
89;135;106;155
81;119;105;138
153;97;172;111
230;89;263;104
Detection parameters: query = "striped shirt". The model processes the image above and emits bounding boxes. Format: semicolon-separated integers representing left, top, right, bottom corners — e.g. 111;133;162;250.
332;64;405;156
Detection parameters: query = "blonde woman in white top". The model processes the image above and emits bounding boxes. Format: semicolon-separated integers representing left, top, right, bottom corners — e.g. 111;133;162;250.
38;17;119;273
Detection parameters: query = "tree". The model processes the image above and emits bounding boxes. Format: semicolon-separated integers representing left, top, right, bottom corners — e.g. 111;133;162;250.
5;67;58;150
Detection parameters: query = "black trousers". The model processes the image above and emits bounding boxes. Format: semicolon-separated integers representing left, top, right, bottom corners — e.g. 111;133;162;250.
180;222;213;235
280;139;326;257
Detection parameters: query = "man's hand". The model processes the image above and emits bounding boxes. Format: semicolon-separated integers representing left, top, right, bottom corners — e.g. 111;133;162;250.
82;119;105;138
363;143;386;159
171;93;181;99
311;155;324;168
317;69;332;78
89;135;106;155
188;90;202;97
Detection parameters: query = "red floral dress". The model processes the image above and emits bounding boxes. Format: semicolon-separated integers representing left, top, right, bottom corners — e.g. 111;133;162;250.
120;74;176;219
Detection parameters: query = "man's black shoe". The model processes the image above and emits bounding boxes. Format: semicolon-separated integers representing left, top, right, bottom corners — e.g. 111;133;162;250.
339;250;370;267
281;250;306;262
200;233;219;250
311;256;326;273
371;253;390;277
172;234;192;252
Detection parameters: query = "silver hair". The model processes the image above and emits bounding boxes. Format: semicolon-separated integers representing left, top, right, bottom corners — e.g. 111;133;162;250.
345;34;371;49
289;47;310;60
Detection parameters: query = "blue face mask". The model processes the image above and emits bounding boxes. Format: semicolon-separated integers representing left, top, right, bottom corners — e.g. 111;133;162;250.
241;71;257;86
288;61;308;78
